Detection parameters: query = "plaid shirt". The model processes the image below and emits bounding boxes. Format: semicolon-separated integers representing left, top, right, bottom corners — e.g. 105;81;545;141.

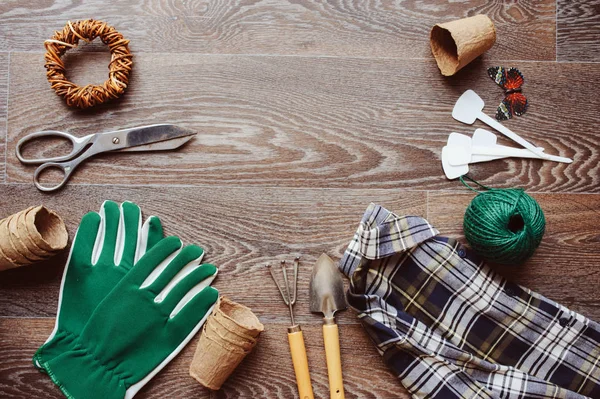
339;204;600;399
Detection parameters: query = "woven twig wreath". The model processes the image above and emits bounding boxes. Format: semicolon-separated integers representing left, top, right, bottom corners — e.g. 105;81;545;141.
44;19;133;109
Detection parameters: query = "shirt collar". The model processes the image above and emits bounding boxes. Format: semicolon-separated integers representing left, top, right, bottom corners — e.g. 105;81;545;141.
339;203;439;277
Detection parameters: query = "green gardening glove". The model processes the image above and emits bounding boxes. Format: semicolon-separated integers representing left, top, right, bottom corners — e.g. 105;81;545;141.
42;236;219;399
33;201;164;371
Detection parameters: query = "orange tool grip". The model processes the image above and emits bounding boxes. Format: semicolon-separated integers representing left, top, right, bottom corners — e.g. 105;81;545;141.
323;323;345;399
288;329;314;399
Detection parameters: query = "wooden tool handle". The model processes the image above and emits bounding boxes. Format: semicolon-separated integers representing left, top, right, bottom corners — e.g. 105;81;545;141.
288;329;314;399
323;323;345;399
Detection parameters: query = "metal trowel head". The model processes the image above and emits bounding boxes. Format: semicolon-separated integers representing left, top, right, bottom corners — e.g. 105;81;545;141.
309;253;347;319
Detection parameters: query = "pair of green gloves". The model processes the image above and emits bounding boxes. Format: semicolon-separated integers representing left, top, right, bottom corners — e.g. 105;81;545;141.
33;201;219;399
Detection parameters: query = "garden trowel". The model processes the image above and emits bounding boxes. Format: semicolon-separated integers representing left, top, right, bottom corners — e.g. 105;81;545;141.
309;253;347;399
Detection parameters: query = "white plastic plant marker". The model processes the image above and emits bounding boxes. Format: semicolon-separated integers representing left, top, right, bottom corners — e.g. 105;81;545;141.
448;129;510;163
470;129;547;163
452;90;573;164
441;143;544;180
469;129;504;163
441;131;549;179
446;131;548;166
441;146;469;179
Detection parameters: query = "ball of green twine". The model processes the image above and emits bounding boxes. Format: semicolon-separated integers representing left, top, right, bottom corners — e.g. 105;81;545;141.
463;187;545;265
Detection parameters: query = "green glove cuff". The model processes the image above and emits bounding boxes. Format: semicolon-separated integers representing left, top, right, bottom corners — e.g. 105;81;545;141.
45;346;126;399
33;330;78;372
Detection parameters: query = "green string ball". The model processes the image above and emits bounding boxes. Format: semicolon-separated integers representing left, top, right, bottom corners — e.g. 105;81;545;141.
463;188;545;265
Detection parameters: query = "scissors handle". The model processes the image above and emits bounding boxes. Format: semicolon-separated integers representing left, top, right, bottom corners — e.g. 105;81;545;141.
32;158;83;192
15;131;94;165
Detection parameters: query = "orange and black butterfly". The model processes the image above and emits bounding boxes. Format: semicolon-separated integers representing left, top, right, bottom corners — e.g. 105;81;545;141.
487;67;528;121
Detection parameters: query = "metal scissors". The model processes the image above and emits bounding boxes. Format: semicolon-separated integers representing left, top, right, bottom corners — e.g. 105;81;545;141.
16;124;196;192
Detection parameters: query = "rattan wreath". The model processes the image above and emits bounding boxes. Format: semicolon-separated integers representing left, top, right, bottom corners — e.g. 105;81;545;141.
44;19;133;109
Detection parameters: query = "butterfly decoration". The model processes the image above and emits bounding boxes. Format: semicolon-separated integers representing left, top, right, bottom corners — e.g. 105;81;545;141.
487;67;528;121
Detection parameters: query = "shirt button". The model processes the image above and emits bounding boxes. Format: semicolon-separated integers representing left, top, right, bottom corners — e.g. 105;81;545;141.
559;317;570;327
457;247;467;258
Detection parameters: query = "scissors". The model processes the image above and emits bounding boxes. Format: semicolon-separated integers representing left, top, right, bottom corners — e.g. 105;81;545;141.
16;124;196;192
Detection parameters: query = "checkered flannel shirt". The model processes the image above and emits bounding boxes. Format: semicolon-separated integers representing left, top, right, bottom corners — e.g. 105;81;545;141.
339;203;600;399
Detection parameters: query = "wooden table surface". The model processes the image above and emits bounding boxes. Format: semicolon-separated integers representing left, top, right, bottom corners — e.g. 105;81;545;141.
1;1;599;398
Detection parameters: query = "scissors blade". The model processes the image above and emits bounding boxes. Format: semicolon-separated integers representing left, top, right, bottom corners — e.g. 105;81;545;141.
119;134;195;152
119;124;196;152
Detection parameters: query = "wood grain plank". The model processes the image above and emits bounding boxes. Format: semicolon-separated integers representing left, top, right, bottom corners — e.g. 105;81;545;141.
427;191;600;319
0;52;7;119
0;0;555;59
6;54;599;192
0;317;408;398
0;120;6;184
557;0;600;62
0;52;7;183
0;183;426;317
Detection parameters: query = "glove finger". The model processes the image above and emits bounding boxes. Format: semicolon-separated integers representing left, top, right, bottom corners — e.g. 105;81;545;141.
127;236;183;287
159;263;216;312
69;211;101;264
115;201;141;269
134;215;164;264
93;201;120;266
144;245;204;295
168;286;219;334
